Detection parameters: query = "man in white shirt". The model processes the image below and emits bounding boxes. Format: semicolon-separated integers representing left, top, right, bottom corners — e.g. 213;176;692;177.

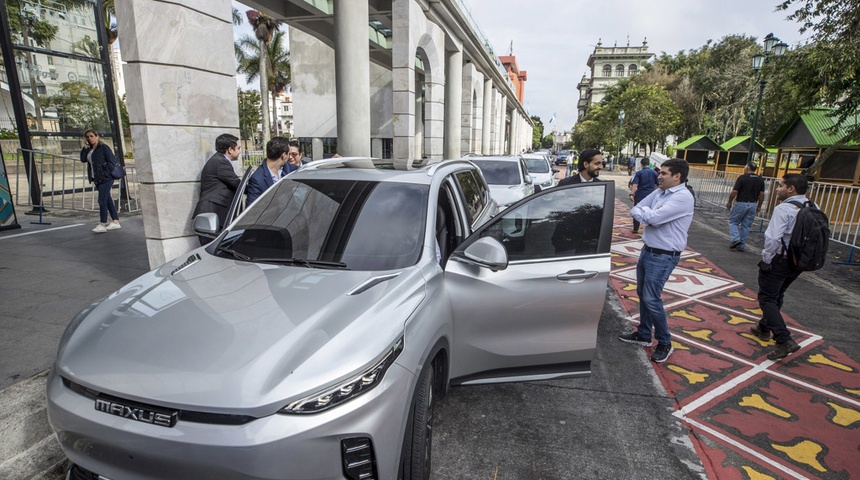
619;159;694;362
749;174;809;360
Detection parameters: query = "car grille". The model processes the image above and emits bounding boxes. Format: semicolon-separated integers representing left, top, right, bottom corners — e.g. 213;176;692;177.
62;377;257;426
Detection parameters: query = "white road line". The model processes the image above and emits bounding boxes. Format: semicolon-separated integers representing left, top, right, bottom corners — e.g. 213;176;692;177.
678;417;811;480
0;224;85;240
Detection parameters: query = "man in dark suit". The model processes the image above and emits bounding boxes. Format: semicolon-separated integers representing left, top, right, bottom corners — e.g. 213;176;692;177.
557;149;604;186
246;137;300;206
193;133;242;243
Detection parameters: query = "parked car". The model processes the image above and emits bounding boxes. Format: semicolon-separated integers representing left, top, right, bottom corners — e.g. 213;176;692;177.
522;153;559;190
555;149;571;166
47;158;614;480
467;155;535;209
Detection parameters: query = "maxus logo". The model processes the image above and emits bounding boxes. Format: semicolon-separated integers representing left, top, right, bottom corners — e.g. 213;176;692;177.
95;398;178;427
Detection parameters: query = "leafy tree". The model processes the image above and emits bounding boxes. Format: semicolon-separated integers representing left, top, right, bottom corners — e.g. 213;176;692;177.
42;81;109;132
243;10;281;146
237;88;262;147
530;115;544;149
236;29;291;138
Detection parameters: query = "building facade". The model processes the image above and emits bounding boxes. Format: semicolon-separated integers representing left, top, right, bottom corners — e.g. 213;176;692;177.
577;39;654;120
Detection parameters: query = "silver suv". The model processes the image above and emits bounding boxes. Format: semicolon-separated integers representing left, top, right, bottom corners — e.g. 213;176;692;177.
47;158;614;480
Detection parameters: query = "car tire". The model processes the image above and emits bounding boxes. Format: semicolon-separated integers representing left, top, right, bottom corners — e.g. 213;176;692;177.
401;362;435;480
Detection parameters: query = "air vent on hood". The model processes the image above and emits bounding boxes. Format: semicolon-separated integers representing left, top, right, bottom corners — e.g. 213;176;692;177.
347;273;400;296
170;253;202;276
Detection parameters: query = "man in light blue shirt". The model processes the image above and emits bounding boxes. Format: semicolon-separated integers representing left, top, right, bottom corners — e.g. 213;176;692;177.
749;174;810;361
619;159;694;363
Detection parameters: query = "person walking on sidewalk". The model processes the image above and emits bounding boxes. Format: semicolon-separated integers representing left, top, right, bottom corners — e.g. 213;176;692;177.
749;174;809;360
726;162;765;252
619;159;694;363
80;130;121;233
629;157;659;234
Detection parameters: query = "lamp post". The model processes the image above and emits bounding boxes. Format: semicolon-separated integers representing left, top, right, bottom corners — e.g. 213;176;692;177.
616;109;625;171
747;33;788;164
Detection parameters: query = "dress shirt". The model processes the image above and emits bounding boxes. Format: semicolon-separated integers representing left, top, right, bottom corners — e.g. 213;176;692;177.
631;183;695;253
579;173;595;183
762;194;809;264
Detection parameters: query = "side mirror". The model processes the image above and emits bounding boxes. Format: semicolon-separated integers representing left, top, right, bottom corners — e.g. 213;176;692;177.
193;213;220;238
457;237;508;271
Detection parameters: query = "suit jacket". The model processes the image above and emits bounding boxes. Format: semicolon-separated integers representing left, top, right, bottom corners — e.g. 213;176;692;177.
557;173;603;187
193;153;241;228
246;162;299;207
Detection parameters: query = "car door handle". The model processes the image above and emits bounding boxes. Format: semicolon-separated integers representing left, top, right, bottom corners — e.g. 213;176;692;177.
557;270;598;281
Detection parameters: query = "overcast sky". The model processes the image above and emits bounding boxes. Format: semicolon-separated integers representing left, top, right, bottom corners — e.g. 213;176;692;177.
234;0;809;132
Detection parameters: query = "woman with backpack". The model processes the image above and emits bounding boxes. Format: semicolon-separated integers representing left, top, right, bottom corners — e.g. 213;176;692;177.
80;130;121;233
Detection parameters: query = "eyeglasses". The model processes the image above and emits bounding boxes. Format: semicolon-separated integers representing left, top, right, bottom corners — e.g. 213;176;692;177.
288;152;301;157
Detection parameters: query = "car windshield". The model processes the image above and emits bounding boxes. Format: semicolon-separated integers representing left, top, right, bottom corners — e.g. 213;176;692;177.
472;160;521;185
216;179;429;271
523;158;550;173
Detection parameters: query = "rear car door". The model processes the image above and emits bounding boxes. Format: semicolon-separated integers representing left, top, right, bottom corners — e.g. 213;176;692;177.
445;182;614;384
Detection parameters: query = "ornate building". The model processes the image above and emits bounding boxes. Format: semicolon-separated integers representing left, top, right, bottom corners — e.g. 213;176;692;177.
577;39;654;120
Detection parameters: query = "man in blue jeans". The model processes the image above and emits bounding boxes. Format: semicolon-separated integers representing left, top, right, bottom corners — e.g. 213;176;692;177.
726;162;765;252
619;159;695;363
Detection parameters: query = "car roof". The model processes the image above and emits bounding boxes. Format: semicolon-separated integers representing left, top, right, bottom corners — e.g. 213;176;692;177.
466;155;523;162
290;158;478;185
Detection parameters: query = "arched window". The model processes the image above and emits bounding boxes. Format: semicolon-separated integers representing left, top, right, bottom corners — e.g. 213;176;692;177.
628;64;638;75
616;65;625;77
602;65;611;77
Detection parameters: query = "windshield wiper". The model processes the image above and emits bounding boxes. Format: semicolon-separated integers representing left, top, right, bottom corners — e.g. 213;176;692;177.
253;257;348;269
215;245;251;261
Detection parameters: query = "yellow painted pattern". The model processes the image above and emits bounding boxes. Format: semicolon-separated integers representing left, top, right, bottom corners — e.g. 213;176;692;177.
686;258;705;265
846;388;860;397
739;394;791;418
623;283;637;291
682;329;713;341
741;466;776;480
728;291;756;301
771;440;827;472
807;353;855;372
667;365;708;384
695;267;714;274
671;310;703;322
727;315;753;325
671;340;689;351
742;333;774;346
826;402;860;427
612;261;627;267
746;307;763;316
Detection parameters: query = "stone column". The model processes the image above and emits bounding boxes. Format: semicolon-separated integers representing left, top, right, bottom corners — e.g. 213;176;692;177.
444;47;462;160
497;95;507;154
333;0;370;156
115;0;236;268
312;138;324;160
509;112;517;154
481;79;492;155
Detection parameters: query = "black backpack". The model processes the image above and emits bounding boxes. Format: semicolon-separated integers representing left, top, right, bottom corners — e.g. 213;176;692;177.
782;200;829;272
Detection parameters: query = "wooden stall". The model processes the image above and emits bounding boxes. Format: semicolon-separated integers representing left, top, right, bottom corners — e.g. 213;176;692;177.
676;135;723;171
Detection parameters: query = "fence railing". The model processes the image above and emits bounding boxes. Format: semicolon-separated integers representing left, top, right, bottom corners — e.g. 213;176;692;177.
12;148;139;213
688;168;860;264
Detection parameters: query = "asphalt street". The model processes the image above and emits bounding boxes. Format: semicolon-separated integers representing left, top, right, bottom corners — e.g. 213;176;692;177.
1;168;858;479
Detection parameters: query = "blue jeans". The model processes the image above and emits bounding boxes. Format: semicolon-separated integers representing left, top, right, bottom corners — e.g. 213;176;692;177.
729;202;757;248
96;180;118;223
636;250;680;345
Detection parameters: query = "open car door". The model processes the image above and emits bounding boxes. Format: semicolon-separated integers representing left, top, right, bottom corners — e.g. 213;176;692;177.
446;182;615;385
223;168;254;229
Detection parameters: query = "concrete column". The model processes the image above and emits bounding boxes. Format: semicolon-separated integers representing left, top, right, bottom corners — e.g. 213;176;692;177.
333;0;370;156
392;0;416;165
444;47;462;160
371;138;383;158
115;0;236;268
481;79;493;155
312;137;324;160
498;95;507;154
509;113;517;154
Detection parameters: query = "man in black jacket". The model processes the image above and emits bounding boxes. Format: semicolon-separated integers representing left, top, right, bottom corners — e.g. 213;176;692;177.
193;134;242;244
557;149;604;185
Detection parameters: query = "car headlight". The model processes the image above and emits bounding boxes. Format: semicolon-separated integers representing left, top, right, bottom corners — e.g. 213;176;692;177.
280;336;404;414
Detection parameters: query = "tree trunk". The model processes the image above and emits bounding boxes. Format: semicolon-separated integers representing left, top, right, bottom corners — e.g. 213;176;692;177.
259;43;270;147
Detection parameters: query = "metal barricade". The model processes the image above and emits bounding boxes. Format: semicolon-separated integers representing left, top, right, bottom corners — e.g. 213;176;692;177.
13;148;140;213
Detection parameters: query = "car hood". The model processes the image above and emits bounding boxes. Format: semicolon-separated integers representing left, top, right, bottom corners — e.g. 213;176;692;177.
56;250;425;416
489;184;527;207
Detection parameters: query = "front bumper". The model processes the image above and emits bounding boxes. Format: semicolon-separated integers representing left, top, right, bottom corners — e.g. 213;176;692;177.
47;365;414;480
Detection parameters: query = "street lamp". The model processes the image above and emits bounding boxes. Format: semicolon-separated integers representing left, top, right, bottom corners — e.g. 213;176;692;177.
747;33;788;164
616;109;625;171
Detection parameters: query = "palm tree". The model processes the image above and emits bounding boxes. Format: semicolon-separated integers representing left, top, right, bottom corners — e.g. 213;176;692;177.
244;10;281;146
235;30;291;139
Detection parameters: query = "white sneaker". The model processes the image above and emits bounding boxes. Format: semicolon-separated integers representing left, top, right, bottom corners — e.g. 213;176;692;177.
106;222;121;231
92;224;107;233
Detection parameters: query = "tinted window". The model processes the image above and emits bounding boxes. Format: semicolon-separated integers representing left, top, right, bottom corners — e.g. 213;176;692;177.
523;158;550;173
479;185;606;261
472;160;521;185
219;179;428;270
455;170;485;225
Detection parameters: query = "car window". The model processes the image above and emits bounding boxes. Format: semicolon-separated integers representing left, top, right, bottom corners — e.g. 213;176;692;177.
454;170;485;225
218;179;429;270
523;158;550;173
478;185;606;261
472;160;520;185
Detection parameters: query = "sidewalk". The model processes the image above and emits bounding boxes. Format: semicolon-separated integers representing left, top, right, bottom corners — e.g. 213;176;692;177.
603;169;860;479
